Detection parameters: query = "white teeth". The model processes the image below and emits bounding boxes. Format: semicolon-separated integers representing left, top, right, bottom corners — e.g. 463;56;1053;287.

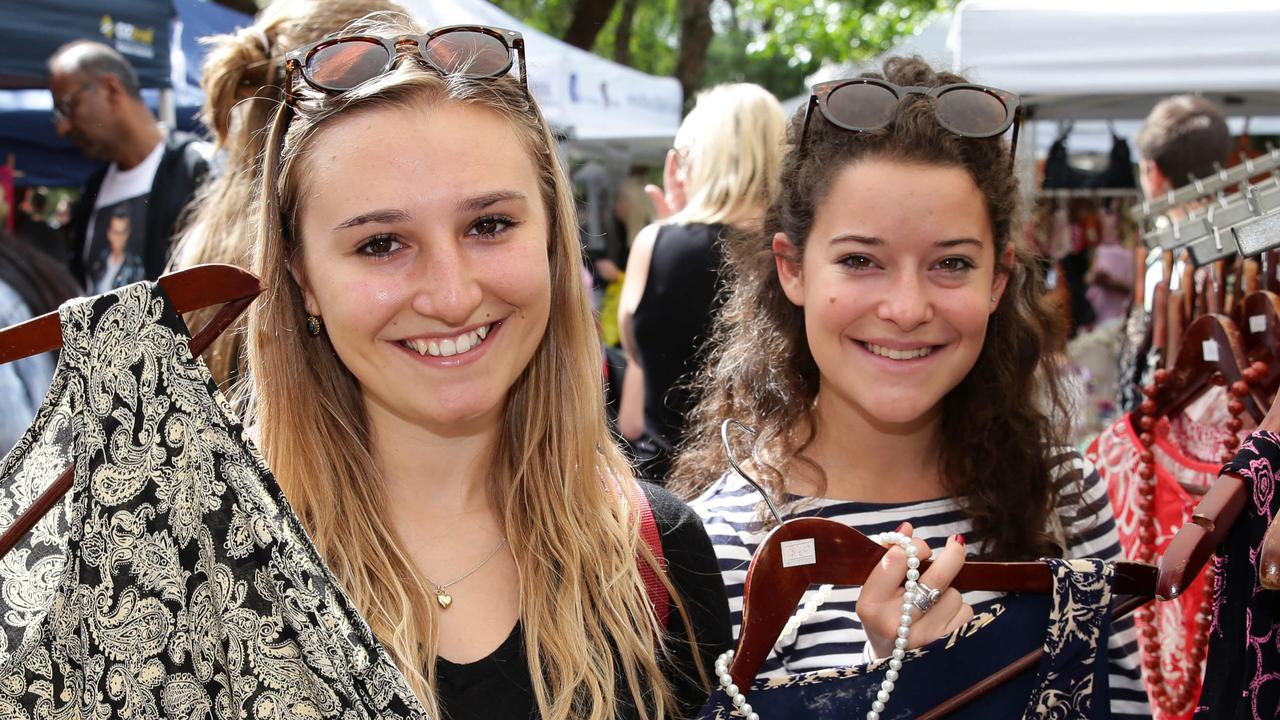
864;342;933;361
406;324;492;358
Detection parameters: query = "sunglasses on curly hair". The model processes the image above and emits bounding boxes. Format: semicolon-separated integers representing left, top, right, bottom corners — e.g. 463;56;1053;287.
283;25;526;101
801;78;1023;168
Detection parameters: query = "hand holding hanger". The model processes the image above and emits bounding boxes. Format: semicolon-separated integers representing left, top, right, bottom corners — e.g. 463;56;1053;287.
855;524;972;661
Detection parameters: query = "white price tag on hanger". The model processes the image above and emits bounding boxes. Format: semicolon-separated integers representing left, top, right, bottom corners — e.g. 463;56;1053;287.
1251;314;1267;334
1202;340;1220;362
781;538;817;568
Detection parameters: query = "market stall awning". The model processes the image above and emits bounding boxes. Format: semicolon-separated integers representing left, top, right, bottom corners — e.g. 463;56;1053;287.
949;0;1280;120
0;0;175;89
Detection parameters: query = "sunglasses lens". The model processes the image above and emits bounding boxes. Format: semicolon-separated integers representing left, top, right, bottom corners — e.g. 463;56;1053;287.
307;39;390;91
936;88;1009;136
825;82;898;130
424;30;512;78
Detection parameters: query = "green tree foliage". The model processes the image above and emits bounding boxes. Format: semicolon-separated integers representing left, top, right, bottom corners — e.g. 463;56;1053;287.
492;0;952;103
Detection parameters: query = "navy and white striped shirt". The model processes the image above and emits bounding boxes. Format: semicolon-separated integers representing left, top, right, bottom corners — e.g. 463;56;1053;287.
691;448;1151;719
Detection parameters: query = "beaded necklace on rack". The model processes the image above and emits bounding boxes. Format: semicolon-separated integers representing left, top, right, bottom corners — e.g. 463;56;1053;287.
1130;361;1264;716
715;531;925;720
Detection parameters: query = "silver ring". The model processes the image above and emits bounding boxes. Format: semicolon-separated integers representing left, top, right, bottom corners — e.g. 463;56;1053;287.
912;582;943;614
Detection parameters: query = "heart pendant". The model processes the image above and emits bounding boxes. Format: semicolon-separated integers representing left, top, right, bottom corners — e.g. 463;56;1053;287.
436;590;453;609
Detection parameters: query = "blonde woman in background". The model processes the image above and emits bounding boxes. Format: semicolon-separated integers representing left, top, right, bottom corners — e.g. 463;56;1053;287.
618;83;786;483
247;13;729;720
170;0;405;392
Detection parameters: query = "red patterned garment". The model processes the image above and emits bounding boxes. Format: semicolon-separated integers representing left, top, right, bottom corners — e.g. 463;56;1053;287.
1086;413;1220;720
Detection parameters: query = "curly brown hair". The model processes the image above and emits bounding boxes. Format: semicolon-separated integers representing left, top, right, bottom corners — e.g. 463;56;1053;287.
670;56;1070;561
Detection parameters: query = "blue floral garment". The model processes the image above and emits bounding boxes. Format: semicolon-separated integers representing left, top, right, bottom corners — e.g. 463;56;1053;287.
699;558;1115;720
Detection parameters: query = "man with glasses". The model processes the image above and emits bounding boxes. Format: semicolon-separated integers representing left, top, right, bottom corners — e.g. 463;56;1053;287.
46;40;210;293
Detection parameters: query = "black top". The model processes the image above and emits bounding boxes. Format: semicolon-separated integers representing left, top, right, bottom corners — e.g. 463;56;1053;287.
435;482;732;720
632;223;727;480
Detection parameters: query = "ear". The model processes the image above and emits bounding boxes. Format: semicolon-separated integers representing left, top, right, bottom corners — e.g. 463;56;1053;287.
772;232;805;307
990;244;1015;313
288;255;320;317
1140;159;1171;199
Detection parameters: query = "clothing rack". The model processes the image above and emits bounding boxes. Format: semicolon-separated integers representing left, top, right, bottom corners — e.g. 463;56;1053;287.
1036;188;1142;200
1135;145;1280;221
1141;176;1280;265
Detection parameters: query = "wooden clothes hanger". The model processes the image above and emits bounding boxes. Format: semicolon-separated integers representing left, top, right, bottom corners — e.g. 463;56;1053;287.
718;423;1159;705
0;264;263;558
1151;313;1267;427
1240;290;1280;399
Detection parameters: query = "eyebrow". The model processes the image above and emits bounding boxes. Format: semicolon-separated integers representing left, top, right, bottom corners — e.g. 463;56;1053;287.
331;190;528;231
830;234;985;249
459;190;527;213
334;209;412;231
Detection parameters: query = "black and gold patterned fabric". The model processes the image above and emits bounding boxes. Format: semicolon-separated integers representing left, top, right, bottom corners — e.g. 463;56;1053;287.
0;282;426;718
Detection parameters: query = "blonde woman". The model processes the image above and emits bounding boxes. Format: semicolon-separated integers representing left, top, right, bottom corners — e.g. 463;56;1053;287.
618;83;786;482
246;14;729;720
170;0;406;391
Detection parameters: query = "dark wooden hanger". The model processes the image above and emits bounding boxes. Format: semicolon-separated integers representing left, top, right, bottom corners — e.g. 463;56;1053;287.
1241;291;1280;398
725;516;1159;690
1150;313;1266;426
0;264;262;559
1263;251;1280;294
1260;508;1280;589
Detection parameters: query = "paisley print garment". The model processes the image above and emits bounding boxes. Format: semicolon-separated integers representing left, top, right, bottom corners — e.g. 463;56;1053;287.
696;558;1114;719
0;282;427;718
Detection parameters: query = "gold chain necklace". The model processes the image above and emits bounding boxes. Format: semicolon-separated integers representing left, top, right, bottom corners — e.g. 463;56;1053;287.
424;537;507;609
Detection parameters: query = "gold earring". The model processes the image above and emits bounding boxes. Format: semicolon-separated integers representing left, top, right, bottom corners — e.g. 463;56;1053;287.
305;315;323;336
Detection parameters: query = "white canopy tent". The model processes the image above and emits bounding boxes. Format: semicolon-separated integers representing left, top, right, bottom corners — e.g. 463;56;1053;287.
949;0;1280;121
790;1;1280;157
399;0;682;163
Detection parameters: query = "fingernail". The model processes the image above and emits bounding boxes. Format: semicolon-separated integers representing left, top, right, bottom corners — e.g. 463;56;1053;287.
894;521;909;534
953;533;966;546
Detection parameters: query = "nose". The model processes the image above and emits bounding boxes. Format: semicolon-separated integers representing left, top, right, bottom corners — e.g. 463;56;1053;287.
409;240;483;326
875;269;933;330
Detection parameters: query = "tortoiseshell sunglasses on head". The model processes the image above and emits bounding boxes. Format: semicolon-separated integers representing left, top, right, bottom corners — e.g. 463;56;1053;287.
283;25;527;101
801;78;1023;168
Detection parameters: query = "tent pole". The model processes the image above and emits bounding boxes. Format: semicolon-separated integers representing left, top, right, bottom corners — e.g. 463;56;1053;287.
159;88;177;129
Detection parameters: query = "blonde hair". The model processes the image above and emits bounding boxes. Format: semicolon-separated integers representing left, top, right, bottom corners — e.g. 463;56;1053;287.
668;83;786;226
245;16;701;719
171;0;406;390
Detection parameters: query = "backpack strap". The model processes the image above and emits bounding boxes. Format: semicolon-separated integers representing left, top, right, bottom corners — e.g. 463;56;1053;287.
632;484;670;629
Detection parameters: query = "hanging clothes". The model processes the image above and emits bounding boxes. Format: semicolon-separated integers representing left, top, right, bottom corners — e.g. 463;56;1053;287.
1087;412;1220;720
1195;431;1280;720
1042;132;1139;335
0;283;426;717
695;558;1116;719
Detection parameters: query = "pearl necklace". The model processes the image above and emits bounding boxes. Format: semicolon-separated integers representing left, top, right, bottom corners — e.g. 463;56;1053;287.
716;531;924;720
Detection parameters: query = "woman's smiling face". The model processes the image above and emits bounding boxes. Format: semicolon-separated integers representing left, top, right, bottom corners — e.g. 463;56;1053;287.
292;99;552;436
775;158;1009;429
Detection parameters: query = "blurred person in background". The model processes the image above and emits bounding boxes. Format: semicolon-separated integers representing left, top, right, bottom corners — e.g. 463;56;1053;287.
0;231;81;455
47;41;210;291
618;83;786;483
